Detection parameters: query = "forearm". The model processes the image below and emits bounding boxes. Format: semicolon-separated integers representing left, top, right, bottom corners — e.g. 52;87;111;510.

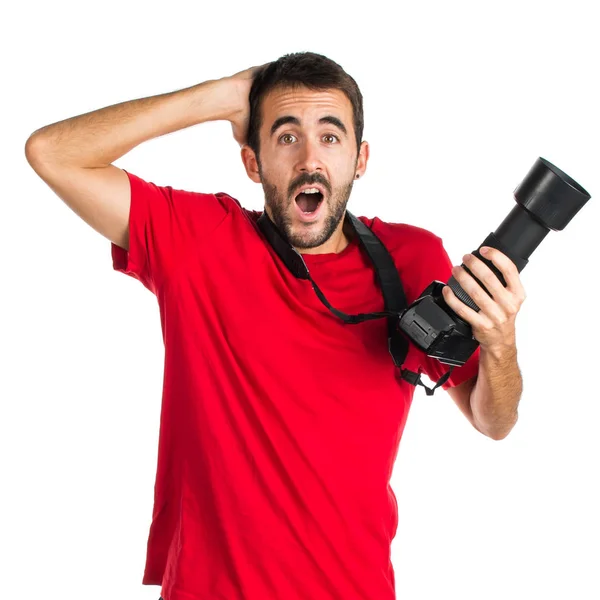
26;78;235;169
470;344;522;440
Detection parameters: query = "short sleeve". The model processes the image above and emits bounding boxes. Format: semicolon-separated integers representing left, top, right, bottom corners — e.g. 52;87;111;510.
111;170;230;293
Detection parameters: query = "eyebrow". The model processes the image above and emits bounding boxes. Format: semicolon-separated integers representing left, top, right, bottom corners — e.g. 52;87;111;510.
269;115;348;137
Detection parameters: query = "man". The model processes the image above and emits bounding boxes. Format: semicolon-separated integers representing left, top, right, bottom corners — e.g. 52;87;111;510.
25;52;525;600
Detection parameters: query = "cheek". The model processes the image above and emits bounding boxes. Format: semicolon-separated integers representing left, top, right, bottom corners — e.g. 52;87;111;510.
332;152;356;175
331;165;357;189
261;169;290;198
258;160;281;182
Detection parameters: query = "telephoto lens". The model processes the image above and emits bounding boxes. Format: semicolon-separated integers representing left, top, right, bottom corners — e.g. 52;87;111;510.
446;157;591;312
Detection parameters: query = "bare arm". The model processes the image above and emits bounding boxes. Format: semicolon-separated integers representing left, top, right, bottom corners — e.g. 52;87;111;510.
469;345;521;440
24;66;262;250
447;346;521;441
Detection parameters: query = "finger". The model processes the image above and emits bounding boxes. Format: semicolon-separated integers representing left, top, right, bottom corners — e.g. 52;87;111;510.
451;264;507;322
462;253;512;303
442;284;490;330
480;247;526;300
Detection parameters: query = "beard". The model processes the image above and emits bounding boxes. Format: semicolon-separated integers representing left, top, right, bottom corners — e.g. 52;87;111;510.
259;163;355;250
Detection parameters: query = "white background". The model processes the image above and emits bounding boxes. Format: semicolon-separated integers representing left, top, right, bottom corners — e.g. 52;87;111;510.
3;0;599;599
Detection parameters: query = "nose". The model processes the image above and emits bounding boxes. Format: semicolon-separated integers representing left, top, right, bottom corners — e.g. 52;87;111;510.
296;138;324;175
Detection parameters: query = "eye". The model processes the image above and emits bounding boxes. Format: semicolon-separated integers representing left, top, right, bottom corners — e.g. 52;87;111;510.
279;133;297;144
323;134;339;144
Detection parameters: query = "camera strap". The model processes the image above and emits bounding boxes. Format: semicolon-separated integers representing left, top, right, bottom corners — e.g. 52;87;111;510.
256;210;454;396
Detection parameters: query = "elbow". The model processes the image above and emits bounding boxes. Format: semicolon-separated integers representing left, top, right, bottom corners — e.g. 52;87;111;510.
486;414;519;441
25;133;49;170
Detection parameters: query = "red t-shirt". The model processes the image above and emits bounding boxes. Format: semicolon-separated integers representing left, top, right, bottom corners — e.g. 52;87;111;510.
111;170;480;600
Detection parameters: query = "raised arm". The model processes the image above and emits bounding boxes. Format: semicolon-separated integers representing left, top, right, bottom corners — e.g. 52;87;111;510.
24;66;262;250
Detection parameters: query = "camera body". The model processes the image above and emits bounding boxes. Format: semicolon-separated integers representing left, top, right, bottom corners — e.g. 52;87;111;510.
399;281;479;366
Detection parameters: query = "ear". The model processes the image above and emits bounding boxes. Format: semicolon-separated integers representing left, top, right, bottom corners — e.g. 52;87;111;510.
241;145;262;184
355;141;370;179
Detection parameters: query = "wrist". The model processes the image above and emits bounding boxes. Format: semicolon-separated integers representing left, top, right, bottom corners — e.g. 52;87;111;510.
189;78;241;124
481;340;517;362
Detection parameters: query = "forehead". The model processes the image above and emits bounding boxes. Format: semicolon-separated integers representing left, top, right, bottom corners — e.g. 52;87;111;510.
261;85;352;124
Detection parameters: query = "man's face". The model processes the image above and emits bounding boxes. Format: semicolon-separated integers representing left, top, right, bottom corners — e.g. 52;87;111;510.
248;85;368;252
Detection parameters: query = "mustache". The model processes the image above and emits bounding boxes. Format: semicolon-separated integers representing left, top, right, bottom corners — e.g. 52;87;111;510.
288;174;331;197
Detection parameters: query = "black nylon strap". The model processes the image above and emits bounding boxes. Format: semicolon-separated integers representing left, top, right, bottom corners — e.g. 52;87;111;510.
255;208;311;280
402;365;455;396
346;213;410;368
310;280;391;324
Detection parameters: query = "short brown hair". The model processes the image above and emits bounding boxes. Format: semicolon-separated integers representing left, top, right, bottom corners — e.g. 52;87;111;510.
247;52;364;159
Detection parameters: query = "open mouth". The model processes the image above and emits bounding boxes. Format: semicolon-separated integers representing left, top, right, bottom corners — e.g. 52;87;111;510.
294;189;324;215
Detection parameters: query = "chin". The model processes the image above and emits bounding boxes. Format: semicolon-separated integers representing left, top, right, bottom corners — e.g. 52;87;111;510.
288;224;331;249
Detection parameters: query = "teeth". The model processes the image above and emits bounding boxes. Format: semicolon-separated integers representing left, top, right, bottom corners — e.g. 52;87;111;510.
301;188;321;194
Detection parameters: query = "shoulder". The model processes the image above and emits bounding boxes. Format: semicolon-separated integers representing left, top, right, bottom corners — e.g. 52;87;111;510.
171;186;262;227
355;214;454;305
174;186;244;214
356;214;444;254
211;192;261;221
